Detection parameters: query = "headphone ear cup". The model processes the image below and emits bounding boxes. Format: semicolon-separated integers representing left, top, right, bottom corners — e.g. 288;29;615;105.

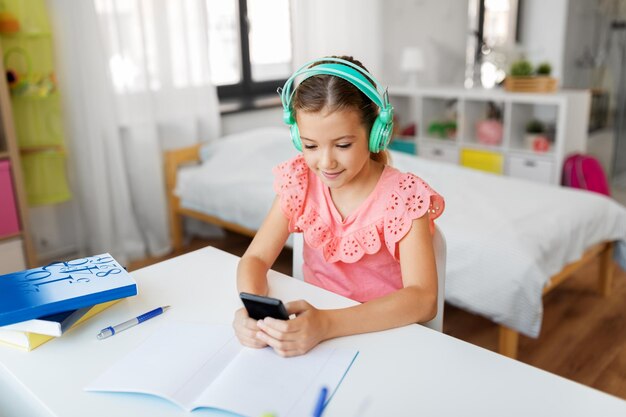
290;123;303;152
369;116;393;153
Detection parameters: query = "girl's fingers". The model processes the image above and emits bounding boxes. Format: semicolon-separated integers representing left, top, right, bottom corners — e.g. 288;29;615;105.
243;317;260;330
274;348;303;358
250;304;322;357
233;308;268;348
256;330;297;352
239;334;267;349
260;316;297;333
284;299;311;315
236;324;268;348
260;333;307;357
235;309;261;331
241;325;260;339
257;319;297;341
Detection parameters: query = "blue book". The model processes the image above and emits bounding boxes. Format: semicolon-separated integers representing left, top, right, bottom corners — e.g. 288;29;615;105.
0;253;137;327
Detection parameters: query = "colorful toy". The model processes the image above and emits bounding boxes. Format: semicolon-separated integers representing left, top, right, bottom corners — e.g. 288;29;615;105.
0;11;19;33
476;119;503;145
3;47;56;96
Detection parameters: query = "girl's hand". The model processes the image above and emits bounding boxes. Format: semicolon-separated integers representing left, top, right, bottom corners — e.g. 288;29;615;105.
233;307;268;349
256;300;330;357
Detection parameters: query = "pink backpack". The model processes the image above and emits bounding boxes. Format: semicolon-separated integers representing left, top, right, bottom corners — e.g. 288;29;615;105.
562;153;611;196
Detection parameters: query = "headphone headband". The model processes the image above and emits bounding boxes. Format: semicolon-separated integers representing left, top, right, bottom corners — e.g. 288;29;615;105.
279;57;394;153
280;57;390;111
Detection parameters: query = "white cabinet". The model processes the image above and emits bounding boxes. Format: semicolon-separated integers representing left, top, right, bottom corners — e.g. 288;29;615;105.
419;141;459;164
388;86;591;185
507;155;554;183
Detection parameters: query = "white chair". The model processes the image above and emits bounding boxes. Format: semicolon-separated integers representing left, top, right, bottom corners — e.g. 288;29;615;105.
291;225;447;332
423;225;446;331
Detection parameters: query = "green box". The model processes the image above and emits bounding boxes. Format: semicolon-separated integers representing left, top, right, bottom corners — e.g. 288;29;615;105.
388;138;417;155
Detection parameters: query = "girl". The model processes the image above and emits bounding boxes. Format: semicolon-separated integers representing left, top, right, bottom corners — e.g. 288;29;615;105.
233;56;444;357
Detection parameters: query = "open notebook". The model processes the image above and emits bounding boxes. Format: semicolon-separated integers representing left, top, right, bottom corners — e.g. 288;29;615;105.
85;322;358;416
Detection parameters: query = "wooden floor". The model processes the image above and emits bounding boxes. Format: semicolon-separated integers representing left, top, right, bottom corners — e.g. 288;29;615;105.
129;231;626;401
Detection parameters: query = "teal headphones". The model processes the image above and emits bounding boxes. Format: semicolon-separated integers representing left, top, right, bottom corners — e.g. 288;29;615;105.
278;57;394;153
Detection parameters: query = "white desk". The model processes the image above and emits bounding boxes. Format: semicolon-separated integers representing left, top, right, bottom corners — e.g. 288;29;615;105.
1;247;625;417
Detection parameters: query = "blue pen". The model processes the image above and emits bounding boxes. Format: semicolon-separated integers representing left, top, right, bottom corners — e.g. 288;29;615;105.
97;306;170;340
312;386;328;417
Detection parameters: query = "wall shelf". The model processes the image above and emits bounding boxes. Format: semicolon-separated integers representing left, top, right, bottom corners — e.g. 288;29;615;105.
388;86;591;185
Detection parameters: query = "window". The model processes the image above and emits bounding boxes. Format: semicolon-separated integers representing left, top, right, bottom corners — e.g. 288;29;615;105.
95;0;215;94
94;0;292;101
465;0;521;88
207;0;293;100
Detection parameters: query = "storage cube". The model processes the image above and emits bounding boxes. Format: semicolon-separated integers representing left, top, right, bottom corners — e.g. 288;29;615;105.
0;160;20;237
460;149;504;174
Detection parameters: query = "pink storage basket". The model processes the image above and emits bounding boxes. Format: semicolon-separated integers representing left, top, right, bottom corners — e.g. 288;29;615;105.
0;160;20;237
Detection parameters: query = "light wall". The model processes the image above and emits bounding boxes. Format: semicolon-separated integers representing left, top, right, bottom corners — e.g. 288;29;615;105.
561;0;626;91
291;0;383;74
380;0;469;86
562;0;599;88
519;0;568;81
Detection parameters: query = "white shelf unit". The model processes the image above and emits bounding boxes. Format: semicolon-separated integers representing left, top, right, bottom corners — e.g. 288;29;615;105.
389;93;419;141
388;86;591;185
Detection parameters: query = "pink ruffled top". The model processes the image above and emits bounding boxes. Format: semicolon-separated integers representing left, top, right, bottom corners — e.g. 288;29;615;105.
273;155;445;302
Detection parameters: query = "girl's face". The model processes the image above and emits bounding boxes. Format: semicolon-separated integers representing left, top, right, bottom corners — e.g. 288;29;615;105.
297;107;372;190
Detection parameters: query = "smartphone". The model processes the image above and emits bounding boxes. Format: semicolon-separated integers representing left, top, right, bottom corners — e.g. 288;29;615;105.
240;292;289;320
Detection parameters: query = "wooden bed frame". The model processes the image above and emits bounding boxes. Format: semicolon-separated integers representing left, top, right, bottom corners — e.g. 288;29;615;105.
164;144;616;359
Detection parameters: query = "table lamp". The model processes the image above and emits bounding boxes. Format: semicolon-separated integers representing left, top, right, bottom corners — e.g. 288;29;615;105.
400;47;425;87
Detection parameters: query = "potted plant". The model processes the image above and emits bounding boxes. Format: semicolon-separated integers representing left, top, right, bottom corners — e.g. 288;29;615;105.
524;119;550;152
510;59;534;77
505;59;557;93
536;62;552;76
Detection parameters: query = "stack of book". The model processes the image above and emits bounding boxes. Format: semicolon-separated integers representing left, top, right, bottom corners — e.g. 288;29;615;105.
0;253;138;351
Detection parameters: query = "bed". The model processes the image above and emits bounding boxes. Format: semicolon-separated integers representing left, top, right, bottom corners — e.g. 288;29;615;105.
165;127;626;358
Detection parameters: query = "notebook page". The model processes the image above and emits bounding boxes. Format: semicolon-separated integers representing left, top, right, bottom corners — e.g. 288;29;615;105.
199;344;358;417
85;322;238;411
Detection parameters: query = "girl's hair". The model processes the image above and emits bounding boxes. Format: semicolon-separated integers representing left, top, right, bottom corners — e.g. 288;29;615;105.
292;55;391;166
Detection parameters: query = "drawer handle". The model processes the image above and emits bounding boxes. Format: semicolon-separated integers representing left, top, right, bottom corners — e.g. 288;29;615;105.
433;149;443;156
524;160;536;167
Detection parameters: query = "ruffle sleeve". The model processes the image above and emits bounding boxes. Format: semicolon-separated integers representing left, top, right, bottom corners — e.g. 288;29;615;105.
383;173;445;260
272;155;308;232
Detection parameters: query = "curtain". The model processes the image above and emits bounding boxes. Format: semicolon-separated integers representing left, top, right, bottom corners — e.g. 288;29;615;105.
46;0;221;263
